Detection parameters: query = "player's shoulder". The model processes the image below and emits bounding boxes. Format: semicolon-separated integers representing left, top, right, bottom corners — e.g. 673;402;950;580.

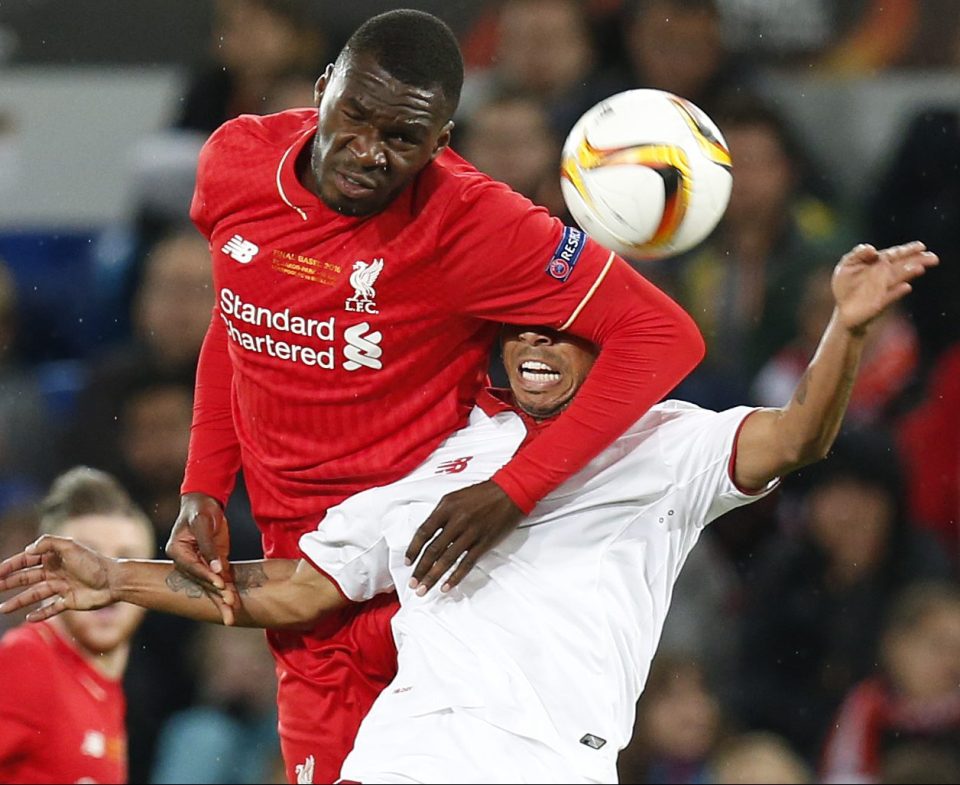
419;147;542;219
200;108;314;166
0;624;58;677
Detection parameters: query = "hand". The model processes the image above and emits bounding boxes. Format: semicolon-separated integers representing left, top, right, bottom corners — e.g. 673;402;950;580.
0;536;115;621
404;480;524;594
833;242;939;334
165;492;237;623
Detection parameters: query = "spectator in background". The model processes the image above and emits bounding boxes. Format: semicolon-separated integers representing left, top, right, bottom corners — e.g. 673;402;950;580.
621;0;751;119
751;267;920;428
62;228;212;475
176;0;326;135
457;92;569;222
869;109;960;366
709;732;812;784
151;626;279;784
0;467;154;784
821;582;960;783
737;429;952;760
896;341;960;561
458;0;618;135
717;0;922;74
0;258;54;507
618;653;725;784
668;93;857;410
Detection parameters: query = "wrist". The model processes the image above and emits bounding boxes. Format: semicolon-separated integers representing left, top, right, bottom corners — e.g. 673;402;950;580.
108;559;134;604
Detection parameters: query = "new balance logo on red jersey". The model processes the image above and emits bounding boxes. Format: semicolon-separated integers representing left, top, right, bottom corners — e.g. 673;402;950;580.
436;456;473;474
343;322;382;371
221;235;260;263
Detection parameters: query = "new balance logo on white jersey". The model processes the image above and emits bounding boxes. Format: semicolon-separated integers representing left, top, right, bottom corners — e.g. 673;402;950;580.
221;235;260;263
295;755;315;784
343;322;382;371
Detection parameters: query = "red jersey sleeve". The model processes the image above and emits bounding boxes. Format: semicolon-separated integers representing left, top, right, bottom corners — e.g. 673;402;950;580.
439;178;705;512
181;128;243;504
180;308;242;506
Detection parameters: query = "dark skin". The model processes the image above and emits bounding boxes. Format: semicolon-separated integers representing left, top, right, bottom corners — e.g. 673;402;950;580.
166;51;523;611
406;327;599;594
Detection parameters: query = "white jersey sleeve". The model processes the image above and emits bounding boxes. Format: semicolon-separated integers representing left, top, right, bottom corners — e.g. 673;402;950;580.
652;402;778;530
300;504;395;602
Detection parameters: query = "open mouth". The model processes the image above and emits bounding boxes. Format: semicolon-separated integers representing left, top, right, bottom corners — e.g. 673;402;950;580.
518;360;562;387
335;170;378;198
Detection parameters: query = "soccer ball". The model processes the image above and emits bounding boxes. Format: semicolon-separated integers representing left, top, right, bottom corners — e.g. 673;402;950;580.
560;89;733;261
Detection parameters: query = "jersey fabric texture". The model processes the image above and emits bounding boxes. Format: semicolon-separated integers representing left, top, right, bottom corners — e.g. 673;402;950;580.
183;108;703;778
0;623;127;784
301;395;777;783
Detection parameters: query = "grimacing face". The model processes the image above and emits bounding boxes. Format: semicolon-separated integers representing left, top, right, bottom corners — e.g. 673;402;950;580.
501;326;598;419
306;52;453;217
55;514;154;656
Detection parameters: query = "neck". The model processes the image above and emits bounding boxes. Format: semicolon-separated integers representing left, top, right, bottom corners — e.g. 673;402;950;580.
50;617;129;680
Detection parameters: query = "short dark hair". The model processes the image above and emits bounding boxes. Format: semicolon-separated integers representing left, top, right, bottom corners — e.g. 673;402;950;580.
339;9;464;119
38;466;152;537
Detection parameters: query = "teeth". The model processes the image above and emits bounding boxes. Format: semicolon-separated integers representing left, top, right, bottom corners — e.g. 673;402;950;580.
520;368;561;383
521;361;554;372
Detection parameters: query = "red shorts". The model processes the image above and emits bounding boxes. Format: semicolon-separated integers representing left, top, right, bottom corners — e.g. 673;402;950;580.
271;591;399;784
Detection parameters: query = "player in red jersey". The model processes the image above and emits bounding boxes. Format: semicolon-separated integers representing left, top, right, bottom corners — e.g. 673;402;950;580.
0;467;154;784
166;10;704;782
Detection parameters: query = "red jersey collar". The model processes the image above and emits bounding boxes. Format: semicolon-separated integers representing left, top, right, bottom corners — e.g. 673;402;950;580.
476;387;555;443
275;125;319;222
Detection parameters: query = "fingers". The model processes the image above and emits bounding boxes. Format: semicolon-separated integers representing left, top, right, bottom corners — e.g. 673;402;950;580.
440;547;482;593
26;595;69;623
410;532;475;595
0;565;46;594
205;588;236;626
0;550;42;580
405;507;445;567
166;541;224;590
0;582;60;615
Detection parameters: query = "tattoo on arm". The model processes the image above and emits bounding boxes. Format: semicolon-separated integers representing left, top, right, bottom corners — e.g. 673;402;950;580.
795;368;811;405
165;570;205;598
234;563;268;595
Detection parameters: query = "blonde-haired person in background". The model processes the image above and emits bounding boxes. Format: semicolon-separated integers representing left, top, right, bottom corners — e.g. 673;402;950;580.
0;467;154;784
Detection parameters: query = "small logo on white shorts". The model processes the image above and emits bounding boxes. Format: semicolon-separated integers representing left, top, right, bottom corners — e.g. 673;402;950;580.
580;733;607;750
295;754;315;784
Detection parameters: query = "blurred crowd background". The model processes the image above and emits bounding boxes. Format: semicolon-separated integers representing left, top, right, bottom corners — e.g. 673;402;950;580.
0;1;958;783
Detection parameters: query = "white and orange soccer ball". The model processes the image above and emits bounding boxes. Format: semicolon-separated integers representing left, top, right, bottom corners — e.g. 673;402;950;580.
560;89;733;261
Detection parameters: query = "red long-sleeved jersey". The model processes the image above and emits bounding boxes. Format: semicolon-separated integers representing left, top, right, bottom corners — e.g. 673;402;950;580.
0;623;128;784
184;108;703;556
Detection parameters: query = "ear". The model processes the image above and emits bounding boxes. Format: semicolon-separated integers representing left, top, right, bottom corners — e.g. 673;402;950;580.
314;63;335;107
430;120;455;162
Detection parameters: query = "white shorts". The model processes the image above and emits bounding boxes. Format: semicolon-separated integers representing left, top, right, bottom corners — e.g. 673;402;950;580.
339;707;609;784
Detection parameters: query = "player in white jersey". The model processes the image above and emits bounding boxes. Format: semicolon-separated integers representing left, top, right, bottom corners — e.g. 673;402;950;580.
0;241;938;783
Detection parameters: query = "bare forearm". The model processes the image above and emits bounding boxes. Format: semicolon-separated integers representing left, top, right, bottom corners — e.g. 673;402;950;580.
111;559;319;628
735;311;865;489
778;310;864;465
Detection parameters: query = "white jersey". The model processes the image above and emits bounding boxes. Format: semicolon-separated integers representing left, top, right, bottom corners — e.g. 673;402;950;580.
300;399;777;784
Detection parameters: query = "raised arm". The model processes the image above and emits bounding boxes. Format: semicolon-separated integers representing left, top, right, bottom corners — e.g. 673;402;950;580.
0;536;346;630
734;242;938;490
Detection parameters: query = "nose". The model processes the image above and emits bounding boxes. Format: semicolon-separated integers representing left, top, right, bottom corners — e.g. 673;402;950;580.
348;131;387;169
518;330;552;346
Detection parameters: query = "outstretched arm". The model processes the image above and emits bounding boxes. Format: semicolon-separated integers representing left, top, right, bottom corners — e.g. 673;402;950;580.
734;241;938;490
0;536;346;629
